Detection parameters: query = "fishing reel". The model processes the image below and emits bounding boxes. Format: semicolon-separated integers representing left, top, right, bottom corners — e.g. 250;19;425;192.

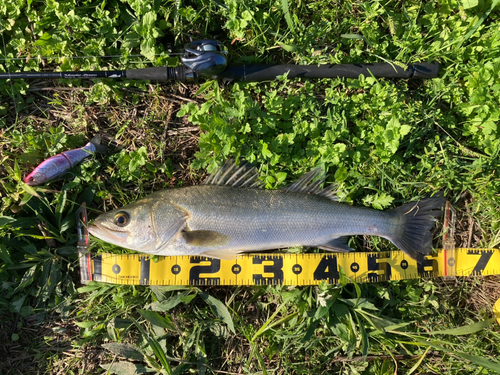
180;40;228;79
124;39;228;82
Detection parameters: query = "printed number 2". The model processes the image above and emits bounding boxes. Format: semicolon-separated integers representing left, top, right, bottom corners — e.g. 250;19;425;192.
190;257;221;285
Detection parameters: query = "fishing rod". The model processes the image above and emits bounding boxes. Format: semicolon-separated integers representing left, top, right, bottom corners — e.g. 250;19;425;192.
0;40;440;82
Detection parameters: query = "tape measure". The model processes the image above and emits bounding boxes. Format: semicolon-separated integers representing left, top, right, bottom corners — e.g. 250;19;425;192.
78;248;500;286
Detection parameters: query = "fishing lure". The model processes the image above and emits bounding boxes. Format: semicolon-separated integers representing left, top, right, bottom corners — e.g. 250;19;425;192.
24;135;106;185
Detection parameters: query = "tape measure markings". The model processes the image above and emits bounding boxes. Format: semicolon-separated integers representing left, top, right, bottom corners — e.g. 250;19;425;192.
80;248;500;286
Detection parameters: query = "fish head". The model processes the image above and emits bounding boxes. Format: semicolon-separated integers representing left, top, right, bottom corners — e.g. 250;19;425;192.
24;170;47;185
88;200;158;252
88;196;186;253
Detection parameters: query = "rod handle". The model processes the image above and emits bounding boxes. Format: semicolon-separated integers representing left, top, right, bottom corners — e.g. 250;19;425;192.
217;62;440;81
125;66;190;81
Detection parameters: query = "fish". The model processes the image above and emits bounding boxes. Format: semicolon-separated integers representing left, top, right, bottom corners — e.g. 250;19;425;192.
24;135;107;186
88;160;445;261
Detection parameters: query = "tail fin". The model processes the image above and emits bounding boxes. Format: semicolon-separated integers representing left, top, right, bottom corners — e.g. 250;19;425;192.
90;135;107;154
387;192;446;260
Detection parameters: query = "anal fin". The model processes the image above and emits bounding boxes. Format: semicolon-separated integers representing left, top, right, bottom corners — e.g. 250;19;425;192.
317;237;353;253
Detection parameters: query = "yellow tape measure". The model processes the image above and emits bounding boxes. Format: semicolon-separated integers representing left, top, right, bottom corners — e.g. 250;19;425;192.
79;248;500;286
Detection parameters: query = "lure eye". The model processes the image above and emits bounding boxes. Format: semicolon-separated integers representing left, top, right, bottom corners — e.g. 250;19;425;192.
114;212;130;227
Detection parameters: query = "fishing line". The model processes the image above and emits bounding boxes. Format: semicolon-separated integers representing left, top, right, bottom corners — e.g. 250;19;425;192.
0;52;185;62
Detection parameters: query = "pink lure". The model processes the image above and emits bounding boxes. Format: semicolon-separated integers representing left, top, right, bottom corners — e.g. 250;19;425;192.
24;135;107;186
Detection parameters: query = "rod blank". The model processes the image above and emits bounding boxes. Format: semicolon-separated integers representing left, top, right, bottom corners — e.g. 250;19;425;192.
0;70;126;79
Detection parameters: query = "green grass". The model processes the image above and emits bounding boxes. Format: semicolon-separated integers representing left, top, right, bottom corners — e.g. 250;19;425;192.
1;0;500;373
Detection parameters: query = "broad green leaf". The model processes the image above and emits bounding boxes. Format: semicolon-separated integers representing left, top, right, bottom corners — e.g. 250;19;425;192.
138;310;176;330
33;32;52;46
461;0;478;9
14;265;37;293
150;298;182;312
402;339;500;373
150;293;195;312
11;295;27;313
454;352;500;372
340;298;378;311
200;291;235;334
20;182;41;199
301;320;319;343
133;318;172;375
354;311;369;359
280;0;295;34
13;159;21;182
341;33;366;41
281;44;298;52
363;192;394;210
109;318;134;329
150;285;190;302
276;172;287;183
77;283;102;293
425;318;495;335
0;243;12;265
102;342;144;361
371;193;394;210
0;216;16;227
100;361;149;375
75;321;97;328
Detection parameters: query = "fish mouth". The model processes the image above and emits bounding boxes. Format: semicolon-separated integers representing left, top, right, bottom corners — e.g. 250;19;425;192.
24;176;36;186
88;222;129;245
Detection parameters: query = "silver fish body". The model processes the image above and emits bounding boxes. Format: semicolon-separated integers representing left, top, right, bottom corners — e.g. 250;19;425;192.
89;161;445;260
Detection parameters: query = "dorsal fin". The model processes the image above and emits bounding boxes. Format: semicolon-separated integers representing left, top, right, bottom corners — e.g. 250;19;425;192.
203;159;263;188
283;168;338;201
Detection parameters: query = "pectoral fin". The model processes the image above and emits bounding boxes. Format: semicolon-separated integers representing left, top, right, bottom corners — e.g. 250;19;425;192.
317;237;353;252
182;230;231;247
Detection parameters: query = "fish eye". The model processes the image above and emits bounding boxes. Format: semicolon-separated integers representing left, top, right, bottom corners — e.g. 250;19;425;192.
114;211;130;227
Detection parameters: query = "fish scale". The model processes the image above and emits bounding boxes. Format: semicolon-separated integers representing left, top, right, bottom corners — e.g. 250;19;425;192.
169;185;388;249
